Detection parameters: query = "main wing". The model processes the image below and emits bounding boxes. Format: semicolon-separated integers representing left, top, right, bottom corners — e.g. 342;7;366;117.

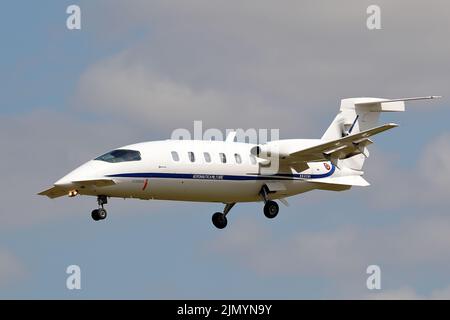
284;123;398;165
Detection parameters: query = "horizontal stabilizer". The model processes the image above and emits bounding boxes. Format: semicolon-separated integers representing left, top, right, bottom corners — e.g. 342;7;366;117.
354;96;441;111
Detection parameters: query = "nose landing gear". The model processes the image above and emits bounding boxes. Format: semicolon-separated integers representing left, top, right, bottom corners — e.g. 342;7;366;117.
91;195;108;221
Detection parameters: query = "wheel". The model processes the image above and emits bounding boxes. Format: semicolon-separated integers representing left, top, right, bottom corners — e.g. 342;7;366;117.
212;212;227;229
91;209;100;221
263;201;279;219
97;208;107;220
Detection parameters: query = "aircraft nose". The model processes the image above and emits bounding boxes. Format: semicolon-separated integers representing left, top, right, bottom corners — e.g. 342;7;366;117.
54;176;72;187
54;171;80;188
54;160;104;187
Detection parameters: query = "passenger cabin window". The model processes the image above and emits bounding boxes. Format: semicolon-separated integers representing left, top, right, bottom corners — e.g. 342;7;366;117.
204;152;211;163
235;153;242;164
171;151;180;162
249;154;257;165
188;152;195;162
219;153;227;163
95;149;141;163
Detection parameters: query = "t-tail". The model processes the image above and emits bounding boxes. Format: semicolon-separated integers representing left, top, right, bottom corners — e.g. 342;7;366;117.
321;96;441;171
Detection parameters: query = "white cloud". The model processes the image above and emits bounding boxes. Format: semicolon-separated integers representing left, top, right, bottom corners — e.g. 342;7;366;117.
74;0;450;143
84;0;450;100
209;214;450;297
0;248;25;287
75;53;286;134
418;133;450;195
430;285;450;300
367;285;450;300
362;132;450;209
366;287;422;300
0;110;142;228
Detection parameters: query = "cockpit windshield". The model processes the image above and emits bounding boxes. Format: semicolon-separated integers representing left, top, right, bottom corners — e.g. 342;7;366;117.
95;149;141;163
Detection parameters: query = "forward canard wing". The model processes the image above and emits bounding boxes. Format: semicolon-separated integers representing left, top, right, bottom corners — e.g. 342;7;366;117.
38;186;68;199
71;179;116;188
38;179;116;199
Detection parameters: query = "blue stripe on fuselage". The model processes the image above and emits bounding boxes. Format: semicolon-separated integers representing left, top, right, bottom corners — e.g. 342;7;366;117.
106;164;335;181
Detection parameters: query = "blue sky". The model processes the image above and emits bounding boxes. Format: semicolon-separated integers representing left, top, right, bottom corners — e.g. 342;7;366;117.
1;0;450;299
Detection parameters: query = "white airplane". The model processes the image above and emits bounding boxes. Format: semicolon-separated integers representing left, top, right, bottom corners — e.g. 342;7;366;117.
39;96;440;229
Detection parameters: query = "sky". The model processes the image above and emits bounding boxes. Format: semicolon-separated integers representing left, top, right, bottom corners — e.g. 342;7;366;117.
0;0;449;299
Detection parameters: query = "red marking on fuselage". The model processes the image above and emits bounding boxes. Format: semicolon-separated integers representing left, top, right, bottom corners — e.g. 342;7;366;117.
142;179;149;191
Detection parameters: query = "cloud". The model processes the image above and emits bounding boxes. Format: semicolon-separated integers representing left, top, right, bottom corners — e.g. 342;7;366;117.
84;0;450;101
0;110;142;228
210;219;364;277
0;248;25;287
362;132;450;208
209;214;450;297
75;53;286;134
418;133;450;195
74;0;450;143
366;287;422;300
430;285;450;299
367;285;450;300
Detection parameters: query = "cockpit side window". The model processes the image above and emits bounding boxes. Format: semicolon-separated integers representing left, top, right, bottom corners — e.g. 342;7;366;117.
95;149;141;163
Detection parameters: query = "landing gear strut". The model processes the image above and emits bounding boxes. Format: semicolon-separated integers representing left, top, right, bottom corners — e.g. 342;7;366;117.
212;203;235;229
260;185;279;219
91;195;108;221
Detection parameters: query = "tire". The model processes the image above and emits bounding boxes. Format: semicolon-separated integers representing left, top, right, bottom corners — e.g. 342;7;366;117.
263;201;279;219
91;209;100;221
97;208;107;220
212;212;227;229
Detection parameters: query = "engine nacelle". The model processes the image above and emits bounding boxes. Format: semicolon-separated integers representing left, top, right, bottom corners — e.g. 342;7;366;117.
250;144;289;160
250;139;324;170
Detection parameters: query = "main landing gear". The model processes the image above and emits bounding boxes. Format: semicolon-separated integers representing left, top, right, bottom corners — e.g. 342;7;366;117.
211;186;280;229
260;185;279;219
212;203;235;229
91;195;108;221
